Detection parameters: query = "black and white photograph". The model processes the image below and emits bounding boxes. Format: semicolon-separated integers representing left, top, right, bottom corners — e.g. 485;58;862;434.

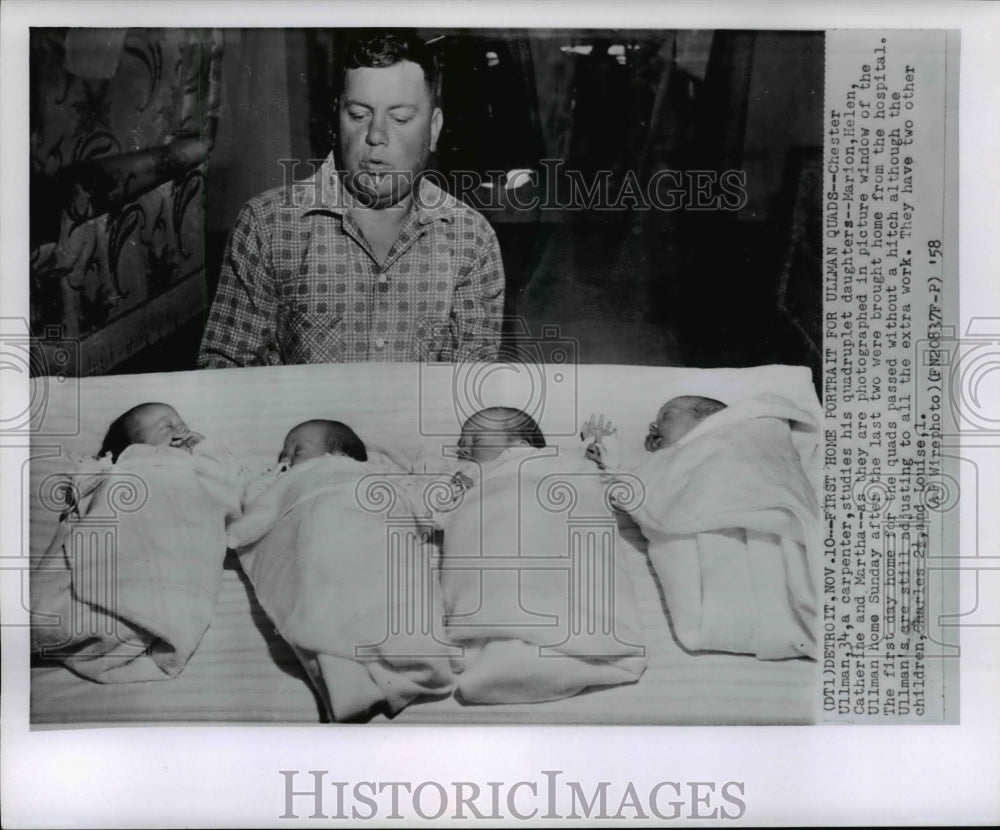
2;1;997;827
24;23;825;727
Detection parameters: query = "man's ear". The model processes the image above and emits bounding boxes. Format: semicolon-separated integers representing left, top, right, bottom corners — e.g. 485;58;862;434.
429;107;443;152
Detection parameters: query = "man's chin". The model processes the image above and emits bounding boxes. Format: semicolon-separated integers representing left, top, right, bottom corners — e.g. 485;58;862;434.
344;171;413;209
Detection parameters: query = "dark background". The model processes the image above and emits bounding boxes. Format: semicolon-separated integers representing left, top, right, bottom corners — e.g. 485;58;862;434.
30;28;823;388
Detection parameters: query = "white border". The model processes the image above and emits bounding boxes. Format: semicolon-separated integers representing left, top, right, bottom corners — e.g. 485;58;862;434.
2;1;998;826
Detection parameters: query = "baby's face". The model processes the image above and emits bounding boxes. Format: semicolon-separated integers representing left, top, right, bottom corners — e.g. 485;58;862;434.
457;418;518;463
280;425;330;467
128;404;193;448
645;398;704;452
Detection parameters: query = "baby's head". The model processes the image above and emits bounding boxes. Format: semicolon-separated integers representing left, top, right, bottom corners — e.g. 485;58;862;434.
645;396;727;452
99;402;195;462
280;419;368;467
457;406;546;463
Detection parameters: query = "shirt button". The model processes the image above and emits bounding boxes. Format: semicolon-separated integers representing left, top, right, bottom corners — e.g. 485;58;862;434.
377;273;389;285
374;338;386;348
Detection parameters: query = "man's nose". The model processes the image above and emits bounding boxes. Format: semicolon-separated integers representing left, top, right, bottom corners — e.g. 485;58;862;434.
366;116;389;146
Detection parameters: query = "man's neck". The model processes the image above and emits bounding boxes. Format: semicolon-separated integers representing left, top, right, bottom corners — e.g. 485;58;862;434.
349;192;415;263
351;190;413;222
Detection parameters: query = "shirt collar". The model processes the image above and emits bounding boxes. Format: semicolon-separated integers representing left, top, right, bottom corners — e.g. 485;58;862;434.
293;153;455;225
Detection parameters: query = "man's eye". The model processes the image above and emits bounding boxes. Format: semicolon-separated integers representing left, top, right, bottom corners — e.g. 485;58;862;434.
391;115;413;125
348;111;369;122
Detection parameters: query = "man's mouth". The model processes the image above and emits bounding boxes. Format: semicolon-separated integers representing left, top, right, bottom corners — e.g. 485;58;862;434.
360;160;391;175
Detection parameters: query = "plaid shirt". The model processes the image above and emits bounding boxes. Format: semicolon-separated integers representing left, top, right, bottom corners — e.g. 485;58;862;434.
197;155;505;367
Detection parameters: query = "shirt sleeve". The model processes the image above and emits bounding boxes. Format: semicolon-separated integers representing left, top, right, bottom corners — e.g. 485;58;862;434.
197;200;280;369
444;218;505;363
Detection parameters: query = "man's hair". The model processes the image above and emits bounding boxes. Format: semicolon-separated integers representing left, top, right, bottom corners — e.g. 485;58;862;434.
469;406;547;449
296;419;368;462
340;30;440;106
98;402;165;462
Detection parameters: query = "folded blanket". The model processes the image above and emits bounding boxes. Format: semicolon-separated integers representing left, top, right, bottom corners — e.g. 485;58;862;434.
30;439;244;682
439;447;647;703
627;394;821;659
231;456;455;721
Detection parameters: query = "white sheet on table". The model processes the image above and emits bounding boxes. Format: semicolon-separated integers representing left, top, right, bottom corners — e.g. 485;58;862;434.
28;363;820;724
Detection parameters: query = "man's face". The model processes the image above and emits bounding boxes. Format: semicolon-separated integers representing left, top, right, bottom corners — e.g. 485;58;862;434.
645;398;704;452
338;61;443;209
280;426;330;467
128;404;192;448
456;416;518;464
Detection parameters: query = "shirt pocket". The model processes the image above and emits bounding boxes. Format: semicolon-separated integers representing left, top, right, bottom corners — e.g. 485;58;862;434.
276;301;346;363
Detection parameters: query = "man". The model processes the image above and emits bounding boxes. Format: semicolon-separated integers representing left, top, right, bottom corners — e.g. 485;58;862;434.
198;32;505;368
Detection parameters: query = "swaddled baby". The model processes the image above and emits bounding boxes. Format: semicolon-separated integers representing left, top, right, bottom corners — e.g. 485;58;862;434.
391;407;547;529
97;402;246;503
437;406;646;704
583;396;727;468
31;402;247;682
584;393;820;660
227;419;368;548
97;401;247;524
229;419;455;721
100;402;208;459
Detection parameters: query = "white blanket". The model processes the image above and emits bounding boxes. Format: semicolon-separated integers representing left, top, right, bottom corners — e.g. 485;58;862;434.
27;362;822;725
30;440;243;682
626;394;821;659
232;456;455;721
438;447;647;703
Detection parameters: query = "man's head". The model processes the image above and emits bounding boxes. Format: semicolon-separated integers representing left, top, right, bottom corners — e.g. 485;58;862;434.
280;419;368;467
645;396;727;452
457;406;546;463
337;31;443;210
100;403;193;461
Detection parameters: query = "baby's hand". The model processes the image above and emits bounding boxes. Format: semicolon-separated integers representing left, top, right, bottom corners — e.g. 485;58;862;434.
581;414;617;442
584;441;607;470
450;470;474;496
